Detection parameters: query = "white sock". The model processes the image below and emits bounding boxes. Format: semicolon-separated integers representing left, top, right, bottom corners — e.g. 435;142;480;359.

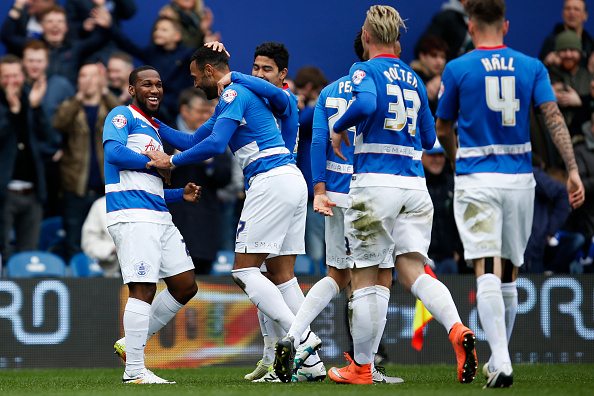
262;312;284;364
146;288;183;341
276;277;321;364
257;310;276;364
232;267;295;332
501;281;518;344
350;286;378;365
372;285;389;355
411;274;461;332
288;276;339;340
123;298;151;376
477;274;510;369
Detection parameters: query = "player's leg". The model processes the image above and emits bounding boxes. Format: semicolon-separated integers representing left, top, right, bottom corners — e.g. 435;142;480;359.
396;188;476;384
110;222;175;384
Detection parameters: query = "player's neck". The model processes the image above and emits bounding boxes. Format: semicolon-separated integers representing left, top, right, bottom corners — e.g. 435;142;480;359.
368;43;397;59
213;68;231;82
472;32;504;49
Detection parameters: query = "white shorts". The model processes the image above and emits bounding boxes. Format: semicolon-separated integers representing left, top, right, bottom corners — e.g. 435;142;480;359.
344;187;433;268
235;166;307;255
454;187;534;267
326;206;394;269
108;222;194;284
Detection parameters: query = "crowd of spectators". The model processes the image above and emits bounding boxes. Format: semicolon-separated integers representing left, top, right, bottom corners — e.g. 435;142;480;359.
0;0;592;277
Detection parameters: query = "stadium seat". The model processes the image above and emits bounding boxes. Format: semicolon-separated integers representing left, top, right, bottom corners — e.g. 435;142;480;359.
294;254;316;275
38;216;66;256
6;251;67;278
210;250;235;276
69;252;104;277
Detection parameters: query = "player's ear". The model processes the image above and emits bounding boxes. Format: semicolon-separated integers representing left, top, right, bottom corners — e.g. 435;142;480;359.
279;68;288;81
502;20;509;36
128;84;134;97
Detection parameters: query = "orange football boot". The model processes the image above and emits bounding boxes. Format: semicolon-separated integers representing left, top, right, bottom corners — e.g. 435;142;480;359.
328;353;373;385
448;322;478;383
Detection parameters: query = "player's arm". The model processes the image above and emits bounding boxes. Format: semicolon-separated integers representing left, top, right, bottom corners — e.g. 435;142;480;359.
155;118;213;151
435;118;457;170
312;102;335;216
332;91;376;161
103;139;149;169
229;72;289;115
164;183;202;204
538;100;585;209
145;118;238;168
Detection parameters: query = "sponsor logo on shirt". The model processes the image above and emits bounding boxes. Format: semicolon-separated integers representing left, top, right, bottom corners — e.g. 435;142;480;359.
222;89;237;103
353;70;366;85
112;114;127;129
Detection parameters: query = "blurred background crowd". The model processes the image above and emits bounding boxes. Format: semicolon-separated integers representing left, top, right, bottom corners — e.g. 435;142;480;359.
0;0;593;278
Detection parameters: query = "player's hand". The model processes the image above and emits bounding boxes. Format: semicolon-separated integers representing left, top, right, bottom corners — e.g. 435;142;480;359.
332;130;350;161
142;150;173;169
313;193;336;216
183;182;202;203
157;168;171;185
204;40;230;57
567;168;585;209
217;72;232;96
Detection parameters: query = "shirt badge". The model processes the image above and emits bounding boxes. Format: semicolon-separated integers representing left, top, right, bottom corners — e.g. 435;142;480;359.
352;70;366;85
222;89;237;103
111;114;127;129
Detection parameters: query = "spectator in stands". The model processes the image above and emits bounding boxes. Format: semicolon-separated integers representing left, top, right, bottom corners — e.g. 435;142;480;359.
1;4;112;87
22;39;76;218
414;0;472;61
110;16;196;124
164;88;232;274
539;0;593;69
1;0;56;50
159;0;219;48
422;142;461;274
566;115;594;273
548;31;593;138
411;35;448;116
81;195;119;277
65;0;137;64
524;155;583;273
294;65;328;268
107;50;134;104
0;54;52;260
52;61;121;261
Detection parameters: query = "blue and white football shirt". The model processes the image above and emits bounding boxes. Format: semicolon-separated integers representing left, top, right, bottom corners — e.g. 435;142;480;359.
103;105;171;227
311;75;356;208
343;54;436;190
436;45;556;189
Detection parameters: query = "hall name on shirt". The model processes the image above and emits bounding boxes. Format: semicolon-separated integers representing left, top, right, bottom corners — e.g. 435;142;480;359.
481;55;515;72
338;80;353;94
383;64;418;88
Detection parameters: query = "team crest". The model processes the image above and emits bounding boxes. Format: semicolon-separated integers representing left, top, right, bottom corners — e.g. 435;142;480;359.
222;89;237;103
352;70;366;85
112;114;127;129
134;262;149;277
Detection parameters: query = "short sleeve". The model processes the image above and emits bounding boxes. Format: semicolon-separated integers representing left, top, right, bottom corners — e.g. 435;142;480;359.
349;62;377;97
103;107;132;145
435;64;460;121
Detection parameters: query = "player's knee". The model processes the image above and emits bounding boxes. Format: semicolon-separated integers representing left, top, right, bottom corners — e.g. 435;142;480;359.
377;268;393;289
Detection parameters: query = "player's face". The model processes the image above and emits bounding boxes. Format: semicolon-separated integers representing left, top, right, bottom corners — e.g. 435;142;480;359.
131;69;163;117
190;61;218;100
421;152;446;175
22;48;48;81
558;48;581;71
252;56;285;88
563;0;587;30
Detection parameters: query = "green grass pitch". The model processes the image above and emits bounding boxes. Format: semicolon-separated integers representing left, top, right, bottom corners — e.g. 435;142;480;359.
0;364;592;395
